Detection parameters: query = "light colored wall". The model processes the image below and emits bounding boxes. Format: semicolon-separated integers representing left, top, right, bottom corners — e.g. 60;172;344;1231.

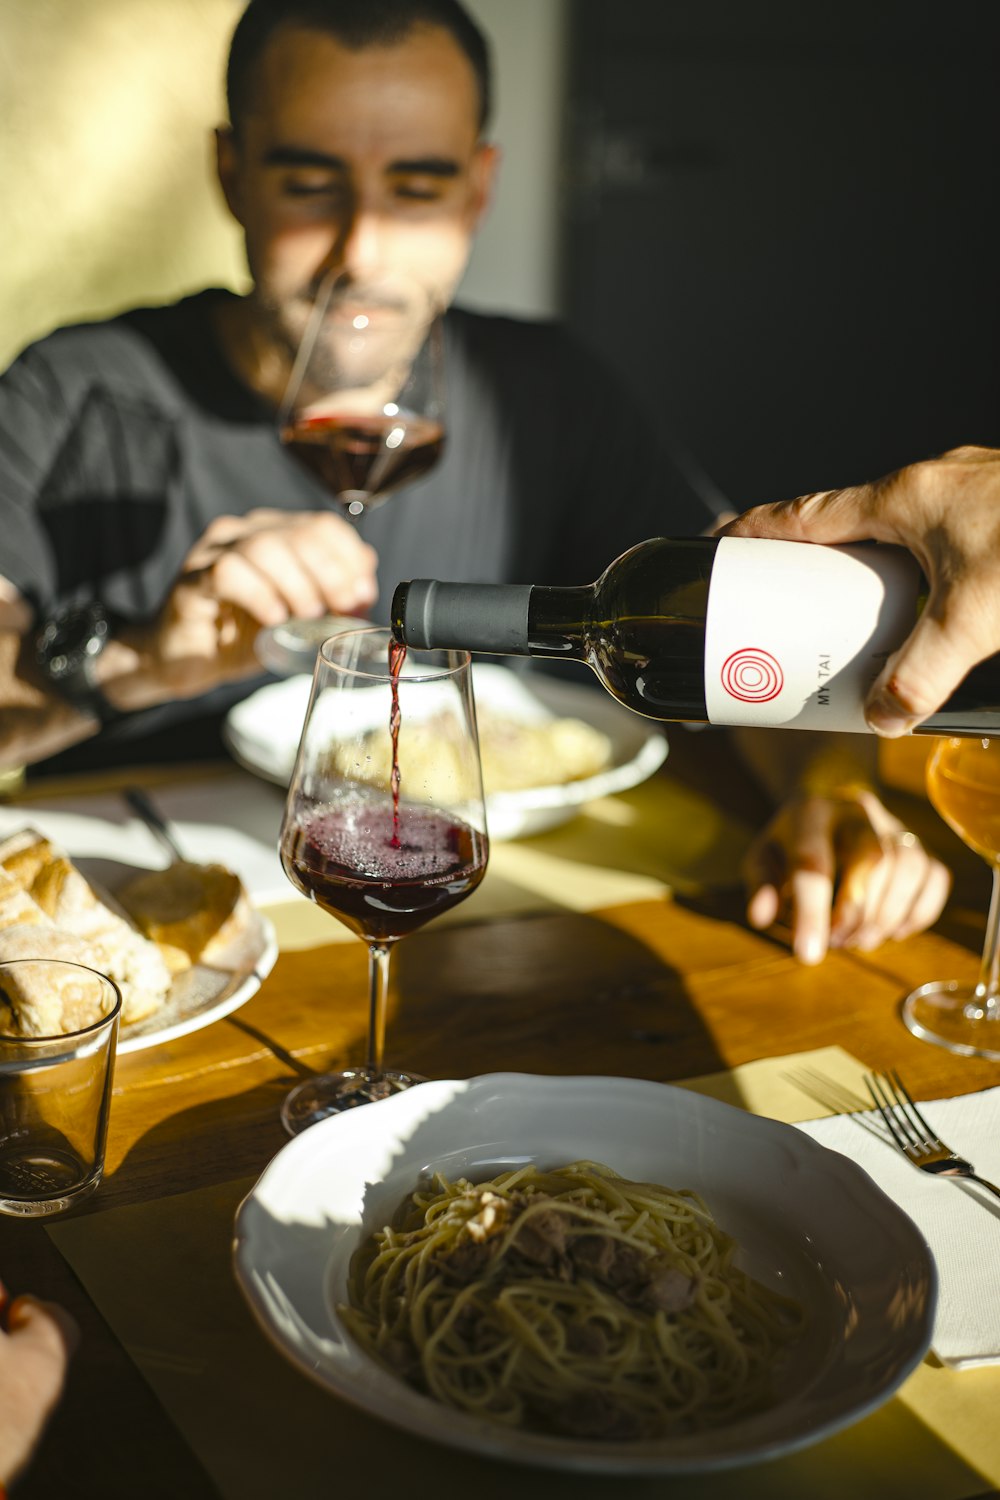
1;0;246;367
0;0;567;370
458;0;568;319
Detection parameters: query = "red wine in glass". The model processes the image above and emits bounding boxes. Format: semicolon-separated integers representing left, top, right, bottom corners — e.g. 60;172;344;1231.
281;793;486;944
282;412;445;514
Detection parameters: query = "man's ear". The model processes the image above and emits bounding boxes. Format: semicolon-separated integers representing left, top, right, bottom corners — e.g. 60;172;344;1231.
467;142;501;230
215;126;245;225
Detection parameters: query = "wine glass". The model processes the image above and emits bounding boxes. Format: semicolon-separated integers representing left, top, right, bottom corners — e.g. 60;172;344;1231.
277;625;489;1133
257;270;447;678
902;736;1000;1058
278;268;446;519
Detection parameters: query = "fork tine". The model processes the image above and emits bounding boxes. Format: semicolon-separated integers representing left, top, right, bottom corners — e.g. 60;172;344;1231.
888;1070;940;1146
865;1074;911;1153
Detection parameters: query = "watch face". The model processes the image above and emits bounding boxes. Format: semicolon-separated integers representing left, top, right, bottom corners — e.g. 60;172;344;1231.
36;604;110;683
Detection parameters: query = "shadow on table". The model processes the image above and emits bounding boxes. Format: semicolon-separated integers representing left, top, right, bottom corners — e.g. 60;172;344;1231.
391;907;727;1084
105;905;727;1208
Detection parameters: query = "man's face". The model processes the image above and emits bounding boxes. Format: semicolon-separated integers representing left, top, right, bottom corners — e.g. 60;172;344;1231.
217;22;497;362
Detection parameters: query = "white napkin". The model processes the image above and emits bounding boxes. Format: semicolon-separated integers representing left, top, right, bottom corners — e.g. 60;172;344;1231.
797;1086;1000;1368
0;773;292;907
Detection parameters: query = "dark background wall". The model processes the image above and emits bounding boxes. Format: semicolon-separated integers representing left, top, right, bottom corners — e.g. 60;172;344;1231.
560;0;999;512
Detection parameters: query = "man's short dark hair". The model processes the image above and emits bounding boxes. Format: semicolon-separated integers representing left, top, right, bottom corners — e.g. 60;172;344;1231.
227;0;492;134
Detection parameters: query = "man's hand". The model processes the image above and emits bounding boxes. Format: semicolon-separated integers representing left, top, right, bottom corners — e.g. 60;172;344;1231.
107;508;379;707
721;446;1000;735
0;1281;78;1485
743;788;951;964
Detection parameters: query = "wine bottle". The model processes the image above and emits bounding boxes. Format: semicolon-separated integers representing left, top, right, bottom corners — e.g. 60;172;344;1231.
390;536;1000;736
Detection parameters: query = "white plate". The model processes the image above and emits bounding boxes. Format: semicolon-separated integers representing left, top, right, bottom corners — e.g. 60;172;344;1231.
232;1073;935;1475
72;856;278;1056
114;913;277;1055
224;664;668;839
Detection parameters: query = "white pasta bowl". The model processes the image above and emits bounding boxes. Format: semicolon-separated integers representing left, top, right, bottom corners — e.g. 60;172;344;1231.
232;1073;935;1475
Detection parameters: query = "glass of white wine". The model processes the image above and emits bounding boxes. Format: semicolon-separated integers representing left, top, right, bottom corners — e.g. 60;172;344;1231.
903;736;1000;1057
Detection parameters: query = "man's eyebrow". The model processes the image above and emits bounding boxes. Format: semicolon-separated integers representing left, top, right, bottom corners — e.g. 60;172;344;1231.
388;157;460;177
262;145;460;177
263;146;347;169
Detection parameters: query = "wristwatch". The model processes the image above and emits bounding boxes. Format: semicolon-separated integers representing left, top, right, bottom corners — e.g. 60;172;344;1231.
34;602;123;725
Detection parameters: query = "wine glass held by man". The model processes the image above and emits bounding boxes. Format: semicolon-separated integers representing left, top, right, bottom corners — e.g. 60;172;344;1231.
277;268;447;518
276;626;488;1133
0;1278;77;1490
720;445;1000;737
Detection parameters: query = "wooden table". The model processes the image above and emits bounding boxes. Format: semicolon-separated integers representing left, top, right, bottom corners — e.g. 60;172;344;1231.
3;733;998;1499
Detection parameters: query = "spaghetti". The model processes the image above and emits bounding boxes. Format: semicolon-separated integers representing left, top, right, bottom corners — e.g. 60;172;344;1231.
341;1161;804;1440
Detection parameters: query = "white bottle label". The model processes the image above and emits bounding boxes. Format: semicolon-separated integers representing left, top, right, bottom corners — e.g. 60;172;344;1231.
704;536;921;731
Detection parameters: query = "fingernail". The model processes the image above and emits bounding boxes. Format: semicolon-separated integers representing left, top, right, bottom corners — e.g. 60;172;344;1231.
865;688;919;738
796;933;825;966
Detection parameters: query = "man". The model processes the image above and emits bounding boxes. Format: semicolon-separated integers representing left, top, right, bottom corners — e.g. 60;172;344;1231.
723;445;1000;735
0;0;707;771
0;0;948;962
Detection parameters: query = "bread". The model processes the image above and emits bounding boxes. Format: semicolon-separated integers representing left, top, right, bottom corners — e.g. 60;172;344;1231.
0;829;171;1026
116;860;252;968
0;864;51;934
0;924;112;1036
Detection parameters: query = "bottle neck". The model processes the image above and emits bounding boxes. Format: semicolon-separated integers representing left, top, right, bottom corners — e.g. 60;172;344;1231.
526;586;595;660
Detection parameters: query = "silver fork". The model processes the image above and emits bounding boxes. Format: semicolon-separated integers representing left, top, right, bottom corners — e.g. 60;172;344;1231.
864;1070;1000;1202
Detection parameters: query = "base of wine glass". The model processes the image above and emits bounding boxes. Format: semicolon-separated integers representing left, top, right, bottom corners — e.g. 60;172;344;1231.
280;1067;426;1136
902;981;1000;1060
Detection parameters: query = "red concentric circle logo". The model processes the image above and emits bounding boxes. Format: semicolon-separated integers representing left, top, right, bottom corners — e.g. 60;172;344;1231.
720;648;784;703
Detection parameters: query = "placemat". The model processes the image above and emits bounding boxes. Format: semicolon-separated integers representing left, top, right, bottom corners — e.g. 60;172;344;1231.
48;1047;997;1500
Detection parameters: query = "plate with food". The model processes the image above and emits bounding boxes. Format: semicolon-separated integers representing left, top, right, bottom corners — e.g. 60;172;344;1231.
224;663;668;839
232;1073;935;1475
0;826;277;1054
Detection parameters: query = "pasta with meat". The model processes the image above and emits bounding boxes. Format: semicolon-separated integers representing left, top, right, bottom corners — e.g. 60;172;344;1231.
341;1161;804;1440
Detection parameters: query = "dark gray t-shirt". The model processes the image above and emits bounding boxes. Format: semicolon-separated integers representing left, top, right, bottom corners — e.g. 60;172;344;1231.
0;290;712;764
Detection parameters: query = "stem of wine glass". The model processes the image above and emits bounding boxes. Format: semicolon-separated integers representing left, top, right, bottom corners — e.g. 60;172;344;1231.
974;863;1000;1015
277;269;338;431
366;942;392;1073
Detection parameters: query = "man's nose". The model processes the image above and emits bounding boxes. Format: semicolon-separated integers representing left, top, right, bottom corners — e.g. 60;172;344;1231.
328;202;385;281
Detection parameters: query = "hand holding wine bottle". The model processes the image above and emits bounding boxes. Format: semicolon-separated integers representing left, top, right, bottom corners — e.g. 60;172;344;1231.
719;445;1000;737
391;532;1000;737
390;535;965;966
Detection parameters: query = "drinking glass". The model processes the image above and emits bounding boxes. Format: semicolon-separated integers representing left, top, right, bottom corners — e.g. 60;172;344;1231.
278;626;489;1133
903;736;1000;1057
0;961;121;1216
